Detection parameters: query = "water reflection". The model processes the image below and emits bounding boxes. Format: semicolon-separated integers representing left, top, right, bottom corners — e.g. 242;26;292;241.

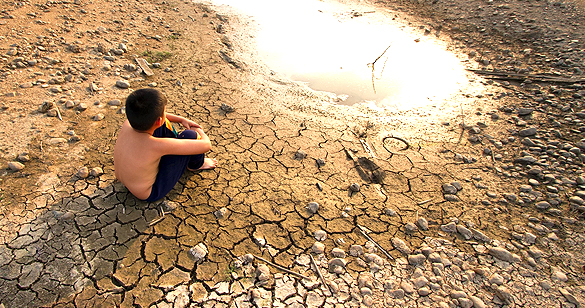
211;0;468;110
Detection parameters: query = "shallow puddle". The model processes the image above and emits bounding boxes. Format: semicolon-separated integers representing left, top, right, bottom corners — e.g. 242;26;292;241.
210;0;469;110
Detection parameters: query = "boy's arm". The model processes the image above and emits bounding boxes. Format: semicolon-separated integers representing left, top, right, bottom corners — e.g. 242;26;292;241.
154;136;211;156
165;113;202;129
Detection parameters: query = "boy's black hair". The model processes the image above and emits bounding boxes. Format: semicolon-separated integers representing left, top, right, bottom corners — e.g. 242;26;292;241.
125;88;166;131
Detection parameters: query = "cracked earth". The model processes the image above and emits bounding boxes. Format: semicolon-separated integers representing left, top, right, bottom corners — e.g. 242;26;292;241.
0;0;584;307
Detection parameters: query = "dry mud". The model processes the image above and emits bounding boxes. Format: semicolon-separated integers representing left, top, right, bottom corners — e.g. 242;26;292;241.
0;0;584;307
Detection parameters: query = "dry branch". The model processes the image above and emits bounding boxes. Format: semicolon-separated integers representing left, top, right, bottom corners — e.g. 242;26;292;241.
367;44;392;93
254;255;311;280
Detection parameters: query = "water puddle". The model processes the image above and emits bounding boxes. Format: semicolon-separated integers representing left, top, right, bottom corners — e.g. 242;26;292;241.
210;0;469;110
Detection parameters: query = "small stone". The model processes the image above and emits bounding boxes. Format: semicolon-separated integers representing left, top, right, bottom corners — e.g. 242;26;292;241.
551;269;568;282
294;150;306;160
89;167;103;177
77;167;89;178
311;242;325;254
442;183;458;195
17;153;30;162
391;237;412;255
489;246;514;262
115;80;130;89
488;273;504;285
188;243;208;263
444;194;459;202
417;217;429;230
440;221;457;233
456;225;473;240
306;202;319;214
8;161;24;171
517;108;534;116
349;245;364;257
408;254;426;265
518;127;537;137
214;207;228;219
161;200;178;212
93;113;105;121
108;99;121;106
349;183;360;192
220;103;234;113
327;258;346;274
469;295;486;308
255;264;271;281
331;247;346;258
314;230;327;241
535;201;551;210
77;103;88;111
404;222;418;233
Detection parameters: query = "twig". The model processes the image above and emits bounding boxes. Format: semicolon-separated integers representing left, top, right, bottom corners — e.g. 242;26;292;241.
357;225;394;260
149;216;164;226
417;199;433;205
55;106;62;121
254;255;311;280
309;254;332;294
367;44;392;93
39;141;43;153
359;139;376;158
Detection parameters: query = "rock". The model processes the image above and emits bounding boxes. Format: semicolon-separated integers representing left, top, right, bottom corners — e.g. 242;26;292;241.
220;103;234;113
442;183;458;195
17;153;30;162
255;264;271;281
115;80;130;89
315;158;325;167
77;103;88;111
391;238;412;255
349;183;360;192
313;230;327;241
456;226;472;240
489;273;504;285
408;254;426;265
518;108;534;116
188;243;208;263
294;150;306;160
404;222;418;233
311;242;325;254
108;99;121;106
469;295;486;308
444;194;459;202
514;156;537;164
214;207;228;219
417;217;429;230
327;258;346;273
93;113;105;121
8;161;24;171
77;167;89;178
89;167;103;177
306;202;319;214
489;246;514;262
535;201;551;210
161;200;178;212
440;222;457;233
518;127;537;137
331;247;346;258
349;245;364;257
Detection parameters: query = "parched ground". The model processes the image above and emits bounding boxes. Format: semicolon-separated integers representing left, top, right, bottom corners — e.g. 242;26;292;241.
0;0;584;307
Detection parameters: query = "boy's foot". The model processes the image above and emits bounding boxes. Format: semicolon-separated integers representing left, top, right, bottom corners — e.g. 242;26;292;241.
188;158;217;171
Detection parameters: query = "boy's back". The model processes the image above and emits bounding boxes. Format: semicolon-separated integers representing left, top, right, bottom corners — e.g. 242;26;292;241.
114;120;163;200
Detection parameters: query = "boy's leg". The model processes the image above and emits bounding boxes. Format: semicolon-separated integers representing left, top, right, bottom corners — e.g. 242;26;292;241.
178;130;205;170
145;129;205;202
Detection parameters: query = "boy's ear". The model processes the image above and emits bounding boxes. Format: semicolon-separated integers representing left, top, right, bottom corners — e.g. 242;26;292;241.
154;116;164;127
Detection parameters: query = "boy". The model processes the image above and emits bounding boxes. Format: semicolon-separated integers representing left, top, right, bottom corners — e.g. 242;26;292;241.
114;88;217;202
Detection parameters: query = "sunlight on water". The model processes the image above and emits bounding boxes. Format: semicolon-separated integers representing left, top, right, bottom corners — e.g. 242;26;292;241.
211;0;468;110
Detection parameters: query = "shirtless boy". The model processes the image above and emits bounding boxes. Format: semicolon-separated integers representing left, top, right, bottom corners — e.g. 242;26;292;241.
114;88;217;202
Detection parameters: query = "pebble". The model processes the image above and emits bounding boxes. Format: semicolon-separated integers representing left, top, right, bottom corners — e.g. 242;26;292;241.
294;150;306;160
77;167;89;178
417;217;429;230
306;202;319;214
108;99;121;106
17;153;30;162
115;80;130;89
93;113;105;121
89;167;103;177
8;161;25;171
311;242;325;254
349;245;364;257
214;207;228;219
313;230;327;241
188;243;208;263
488;246;514;262
391;237;412;255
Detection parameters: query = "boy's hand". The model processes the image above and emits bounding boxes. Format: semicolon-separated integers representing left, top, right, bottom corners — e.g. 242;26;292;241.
181;119;202;129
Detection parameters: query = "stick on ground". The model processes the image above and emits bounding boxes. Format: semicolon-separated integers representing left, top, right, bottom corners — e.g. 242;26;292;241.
254;255;311;280
357;225;394;260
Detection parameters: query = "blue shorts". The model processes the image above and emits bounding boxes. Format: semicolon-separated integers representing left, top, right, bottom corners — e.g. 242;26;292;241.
145;121;205;202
